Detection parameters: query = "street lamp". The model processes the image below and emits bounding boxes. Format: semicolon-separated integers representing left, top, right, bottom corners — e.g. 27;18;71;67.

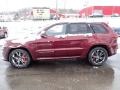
56;0;58;11
84;0;89;18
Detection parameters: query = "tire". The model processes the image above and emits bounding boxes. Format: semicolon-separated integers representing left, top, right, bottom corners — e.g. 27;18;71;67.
88;47;108;66
9;49;31;68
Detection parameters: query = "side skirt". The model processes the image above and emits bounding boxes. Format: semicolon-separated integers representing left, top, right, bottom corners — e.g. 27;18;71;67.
36;56;83;61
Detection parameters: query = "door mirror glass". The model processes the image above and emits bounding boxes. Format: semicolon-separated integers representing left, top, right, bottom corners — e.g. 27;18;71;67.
40;31;47;38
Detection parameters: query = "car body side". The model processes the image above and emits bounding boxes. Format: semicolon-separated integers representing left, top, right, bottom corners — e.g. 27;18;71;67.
2;22;118;62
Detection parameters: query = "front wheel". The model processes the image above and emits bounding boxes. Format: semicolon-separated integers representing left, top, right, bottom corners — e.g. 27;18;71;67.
88;47;108;66
9;49;31;68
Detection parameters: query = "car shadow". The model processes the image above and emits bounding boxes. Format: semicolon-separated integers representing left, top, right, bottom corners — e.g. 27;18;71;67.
5;59;114;90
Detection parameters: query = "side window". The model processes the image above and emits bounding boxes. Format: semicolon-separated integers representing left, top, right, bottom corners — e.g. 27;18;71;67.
46;24;66;36
68;23;92;34
91;24;108;33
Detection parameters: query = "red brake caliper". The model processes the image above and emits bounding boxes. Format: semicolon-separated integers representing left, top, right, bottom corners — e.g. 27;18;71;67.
22;54;28;63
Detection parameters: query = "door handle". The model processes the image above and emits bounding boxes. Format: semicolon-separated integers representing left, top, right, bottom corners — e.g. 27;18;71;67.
55;35;66;39
58;36;65;39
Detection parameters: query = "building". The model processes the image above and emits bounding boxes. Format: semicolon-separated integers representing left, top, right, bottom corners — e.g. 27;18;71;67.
0;14;14;22
16;7;65;20
32;7;51;20
79;6;120;17
31;7;65;20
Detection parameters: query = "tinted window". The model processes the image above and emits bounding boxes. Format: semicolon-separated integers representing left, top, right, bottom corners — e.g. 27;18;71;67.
68;23;92;34
46;24;66;36
91;24;108;33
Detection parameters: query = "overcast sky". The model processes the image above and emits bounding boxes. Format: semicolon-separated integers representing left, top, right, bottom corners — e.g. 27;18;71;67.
1;0;120;12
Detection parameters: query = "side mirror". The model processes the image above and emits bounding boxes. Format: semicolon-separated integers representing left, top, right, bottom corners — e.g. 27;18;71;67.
40;31;47;38
41;33;47;38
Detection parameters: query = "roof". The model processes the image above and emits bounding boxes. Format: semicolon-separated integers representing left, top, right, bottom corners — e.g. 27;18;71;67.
44;19;107;24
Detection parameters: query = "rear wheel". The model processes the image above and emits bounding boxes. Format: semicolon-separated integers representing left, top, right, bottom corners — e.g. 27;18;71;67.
88;47;108;66
9;49;31;68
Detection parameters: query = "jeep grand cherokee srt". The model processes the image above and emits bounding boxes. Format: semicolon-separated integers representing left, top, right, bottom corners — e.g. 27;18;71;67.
2;21;118;68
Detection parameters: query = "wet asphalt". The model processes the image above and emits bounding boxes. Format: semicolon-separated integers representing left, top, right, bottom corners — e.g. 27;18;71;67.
0;48;120;90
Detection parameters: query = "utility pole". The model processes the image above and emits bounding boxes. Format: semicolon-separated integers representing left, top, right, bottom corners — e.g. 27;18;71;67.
84;0;89;18
64;0;66;17
56;0;58;19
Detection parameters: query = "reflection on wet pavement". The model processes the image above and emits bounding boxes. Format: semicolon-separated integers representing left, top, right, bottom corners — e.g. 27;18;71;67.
107;53;120;90
0;60;114;90
0;61;10;90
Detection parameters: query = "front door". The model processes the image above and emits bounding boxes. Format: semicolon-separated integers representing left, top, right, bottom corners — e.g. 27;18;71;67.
34;23;67;59
35;36;54;60
45;23;68;57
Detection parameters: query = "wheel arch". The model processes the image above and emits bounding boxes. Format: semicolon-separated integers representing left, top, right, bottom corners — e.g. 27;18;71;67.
87;45;111;57
7;47;33;61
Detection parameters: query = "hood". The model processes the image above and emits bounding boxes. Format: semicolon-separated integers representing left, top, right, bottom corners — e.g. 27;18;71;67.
6;30;43;45
6;33;41;45
5;26;44;44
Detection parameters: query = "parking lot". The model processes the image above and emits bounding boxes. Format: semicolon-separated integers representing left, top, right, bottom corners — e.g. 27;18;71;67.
0;20;120;90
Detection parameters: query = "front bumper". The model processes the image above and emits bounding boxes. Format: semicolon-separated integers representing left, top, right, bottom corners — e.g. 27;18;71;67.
2;46;11;61
0;40;10;61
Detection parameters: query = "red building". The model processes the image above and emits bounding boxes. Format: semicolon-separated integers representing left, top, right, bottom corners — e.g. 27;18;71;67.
79;6;120;17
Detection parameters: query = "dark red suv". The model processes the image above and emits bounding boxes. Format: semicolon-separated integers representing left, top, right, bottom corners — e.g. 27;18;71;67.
2;21;118;68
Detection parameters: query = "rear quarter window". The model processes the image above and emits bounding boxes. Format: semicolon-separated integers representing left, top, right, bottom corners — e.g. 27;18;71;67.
90;24;108;34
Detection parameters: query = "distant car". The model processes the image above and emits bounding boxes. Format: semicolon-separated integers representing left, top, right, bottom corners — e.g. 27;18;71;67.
2;21;118;68
89;14;104;18
0;27;8;38
111;13;119;17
